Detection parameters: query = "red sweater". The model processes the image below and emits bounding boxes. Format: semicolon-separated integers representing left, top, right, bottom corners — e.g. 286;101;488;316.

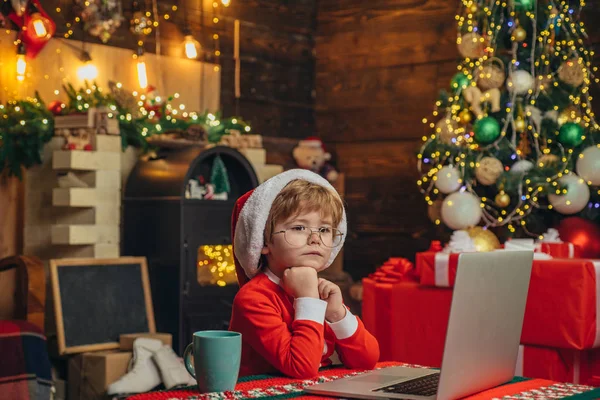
229;269;380;379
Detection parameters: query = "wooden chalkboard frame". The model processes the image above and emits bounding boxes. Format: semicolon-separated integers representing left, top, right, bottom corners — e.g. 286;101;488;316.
50;257;156;355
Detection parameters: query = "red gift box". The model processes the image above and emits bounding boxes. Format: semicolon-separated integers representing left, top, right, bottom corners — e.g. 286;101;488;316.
362;258;418;361
516;345;600;386
416;253;600;349
363;278;600;385
537;242;580;258
363;278;452;366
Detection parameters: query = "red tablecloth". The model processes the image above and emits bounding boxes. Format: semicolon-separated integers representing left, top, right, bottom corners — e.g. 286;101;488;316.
125;362;600;400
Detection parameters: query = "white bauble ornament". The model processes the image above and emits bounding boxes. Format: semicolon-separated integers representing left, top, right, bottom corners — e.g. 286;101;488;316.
548;174;590;214
441;191;482;230
507;70;535;95
510;159;534;174
576;146;600;185
434;165;462;194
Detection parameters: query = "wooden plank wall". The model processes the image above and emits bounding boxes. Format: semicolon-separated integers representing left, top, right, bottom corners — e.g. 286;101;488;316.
1;0;317;259
316;0;600;280
42;0;317;140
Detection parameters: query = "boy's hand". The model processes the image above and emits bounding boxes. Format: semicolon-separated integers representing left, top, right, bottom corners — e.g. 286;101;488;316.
282;267;319;299
318;278;346;323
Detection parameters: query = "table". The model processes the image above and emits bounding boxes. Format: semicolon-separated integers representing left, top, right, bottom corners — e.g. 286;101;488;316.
125;362;600;400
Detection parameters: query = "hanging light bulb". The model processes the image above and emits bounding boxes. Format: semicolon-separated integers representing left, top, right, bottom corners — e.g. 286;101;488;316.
137;59;148;89
183;34;200;59
76;51;98;81
16;43;26;82
28;12;52;39
136;47;148;89
221;0;231;6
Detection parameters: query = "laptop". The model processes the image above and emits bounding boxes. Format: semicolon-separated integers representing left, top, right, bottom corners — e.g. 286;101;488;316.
305;250;534;400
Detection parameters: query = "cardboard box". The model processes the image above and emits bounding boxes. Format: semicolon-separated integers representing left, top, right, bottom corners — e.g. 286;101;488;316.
119;332;172;351
68;351;132;400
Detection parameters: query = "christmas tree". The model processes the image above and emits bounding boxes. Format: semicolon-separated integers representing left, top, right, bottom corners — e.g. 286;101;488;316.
418;0;600;238
211;155;231;196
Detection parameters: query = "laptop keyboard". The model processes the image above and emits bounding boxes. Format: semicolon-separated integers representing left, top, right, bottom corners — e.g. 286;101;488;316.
374;373;440;396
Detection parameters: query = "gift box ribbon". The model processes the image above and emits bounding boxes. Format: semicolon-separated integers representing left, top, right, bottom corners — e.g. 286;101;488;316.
368;258;417;284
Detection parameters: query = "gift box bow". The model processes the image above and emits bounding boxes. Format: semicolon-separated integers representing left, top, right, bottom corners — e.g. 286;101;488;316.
368;258;417;284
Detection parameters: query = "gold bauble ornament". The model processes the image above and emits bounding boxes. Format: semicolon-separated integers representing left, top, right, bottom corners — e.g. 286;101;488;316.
538;154;560;168
558;58;586;87
475;156;504;185
457;32;487;59
514;117;527;132
495;191;511;208
511;26;527;42
466;226;502;252
459;109;472;124
469;3;478;13
557;106;581;126
435;118;459;144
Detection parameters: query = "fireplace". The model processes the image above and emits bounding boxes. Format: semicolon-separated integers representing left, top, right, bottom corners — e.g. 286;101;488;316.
122;146;258;353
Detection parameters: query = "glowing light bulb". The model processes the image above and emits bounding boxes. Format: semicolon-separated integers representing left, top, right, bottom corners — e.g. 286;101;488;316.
183;35;200;59
137;58;148;89
16;45;26;82
221;0;231;6
29;13;51;39
77;62;98;81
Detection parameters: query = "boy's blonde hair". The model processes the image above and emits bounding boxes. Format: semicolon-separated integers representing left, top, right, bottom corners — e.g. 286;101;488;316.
264;179;343;241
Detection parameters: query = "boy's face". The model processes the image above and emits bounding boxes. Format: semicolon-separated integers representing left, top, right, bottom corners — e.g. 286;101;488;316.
261;210;335;277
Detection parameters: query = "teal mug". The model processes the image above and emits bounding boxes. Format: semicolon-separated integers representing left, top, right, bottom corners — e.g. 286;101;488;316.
184;330;242;393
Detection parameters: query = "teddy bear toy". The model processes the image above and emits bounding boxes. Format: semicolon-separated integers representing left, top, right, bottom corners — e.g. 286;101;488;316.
292;136;339;183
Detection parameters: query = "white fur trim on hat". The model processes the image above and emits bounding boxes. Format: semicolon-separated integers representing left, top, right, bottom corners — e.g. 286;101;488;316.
233;169;347;279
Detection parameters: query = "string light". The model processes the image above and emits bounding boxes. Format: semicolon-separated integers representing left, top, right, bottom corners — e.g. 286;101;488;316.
418;0;599;235
197;245;236;286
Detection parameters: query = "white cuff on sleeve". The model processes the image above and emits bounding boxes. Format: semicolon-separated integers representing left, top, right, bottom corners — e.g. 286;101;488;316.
294;298;327;324
326;309;358;340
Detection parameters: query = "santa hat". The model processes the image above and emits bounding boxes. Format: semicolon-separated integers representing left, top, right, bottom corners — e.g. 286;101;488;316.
232;169;347;287
298;136;326;150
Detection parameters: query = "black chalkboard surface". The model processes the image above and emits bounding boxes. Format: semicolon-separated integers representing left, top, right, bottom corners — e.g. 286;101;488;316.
50;257;155;355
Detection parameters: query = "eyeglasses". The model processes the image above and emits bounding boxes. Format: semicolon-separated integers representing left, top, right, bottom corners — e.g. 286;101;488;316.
272;226;344;248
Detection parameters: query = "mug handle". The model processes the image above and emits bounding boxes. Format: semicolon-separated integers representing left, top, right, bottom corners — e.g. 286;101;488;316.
183;343;196;379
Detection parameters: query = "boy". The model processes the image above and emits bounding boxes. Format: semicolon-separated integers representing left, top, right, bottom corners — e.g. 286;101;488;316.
230;169;379;379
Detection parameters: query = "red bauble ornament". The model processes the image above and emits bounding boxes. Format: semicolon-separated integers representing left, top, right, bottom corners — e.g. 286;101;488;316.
48;100;64;115
66;143;76;150
556;217;600;259
83;144;93;151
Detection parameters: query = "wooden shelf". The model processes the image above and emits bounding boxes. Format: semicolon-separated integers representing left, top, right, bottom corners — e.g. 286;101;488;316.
51;225;119;245
53;150;121;171
53;188;120;207
255;164;284;183
51;225;97;245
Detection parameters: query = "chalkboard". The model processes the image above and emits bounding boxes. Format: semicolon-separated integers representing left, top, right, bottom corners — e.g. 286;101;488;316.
50;257;155;355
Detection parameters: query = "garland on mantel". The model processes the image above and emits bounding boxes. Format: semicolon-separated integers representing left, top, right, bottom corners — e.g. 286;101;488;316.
0;82;254;179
